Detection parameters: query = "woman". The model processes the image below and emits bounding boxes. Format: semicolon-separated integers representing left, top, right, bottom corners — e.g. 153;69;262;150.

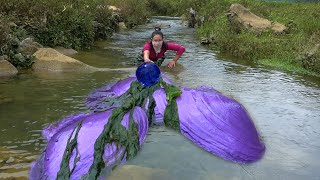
135;27;186;68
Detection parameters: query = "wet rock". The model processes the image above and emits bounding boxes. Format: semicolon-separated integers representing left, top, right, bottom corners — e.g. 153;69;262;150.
0;60;18;77
187;7;197;28
32;48;134;73
18;37;43;56
107;5;121;12
227;4;287;34
5;157;15;164
54;46;78;56
181;20;189;27
32;48;100;72
185;8;205;28
108;165;169;180
200;35;215;45
301;43;320;73
200;37;210;45
118;22;127;30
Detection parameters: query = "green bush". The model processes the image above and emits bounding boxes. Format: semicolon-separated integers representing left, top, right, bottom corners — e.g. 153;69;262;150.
33;8;95;49
0;15;33;69
106;0;150;28
0;0;155;68
0;0;120;68
0;0;115;50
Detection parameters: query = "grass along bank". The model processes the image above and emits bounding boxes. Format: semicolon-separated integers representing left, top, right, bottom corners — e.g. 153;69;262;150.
198;1;320;75
151;0;320;75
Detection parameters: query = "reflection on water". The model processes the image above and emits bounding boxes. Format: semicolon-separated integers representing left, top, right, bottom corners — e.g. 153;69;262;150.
0;71;126;178
1;16;320;179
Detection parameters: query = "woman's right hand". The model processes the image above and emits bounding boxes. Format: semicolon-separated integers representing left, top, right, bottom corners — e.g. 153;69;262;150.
144;58;154;63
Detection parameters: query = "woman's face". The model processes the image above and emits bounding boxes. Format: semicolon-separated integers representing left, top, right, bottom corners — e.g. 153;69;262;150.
152;34;163;42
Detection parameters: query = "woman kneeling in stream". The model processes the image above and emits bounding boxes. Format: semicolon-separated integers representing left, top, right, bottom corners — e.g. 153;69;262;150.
134;27;186;68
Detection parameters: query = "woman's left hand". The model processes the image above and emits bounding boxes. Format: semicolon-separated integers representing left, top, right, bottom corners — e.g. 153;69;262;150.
167;60;176;68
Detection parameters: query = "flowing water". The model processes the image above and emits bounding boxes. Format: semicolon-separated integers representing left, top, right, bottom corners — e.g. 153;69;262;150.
0;16;319;180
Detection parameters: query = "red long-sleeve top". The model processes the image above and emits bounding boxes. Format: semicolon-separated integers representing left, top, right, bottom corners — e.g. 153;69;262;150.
143;42;185;60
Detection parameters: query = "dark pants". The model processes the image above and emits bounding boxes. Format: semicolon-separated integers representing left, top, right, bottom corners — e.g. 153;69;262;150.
133;53;166;67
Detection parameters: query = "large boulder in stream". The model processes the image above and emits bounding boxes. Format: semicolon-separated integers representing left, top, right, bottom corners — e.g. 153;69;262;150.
54;46;78;56
227;4;287;34
0;60;18;77
32;48;99;72
32;48;135;73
